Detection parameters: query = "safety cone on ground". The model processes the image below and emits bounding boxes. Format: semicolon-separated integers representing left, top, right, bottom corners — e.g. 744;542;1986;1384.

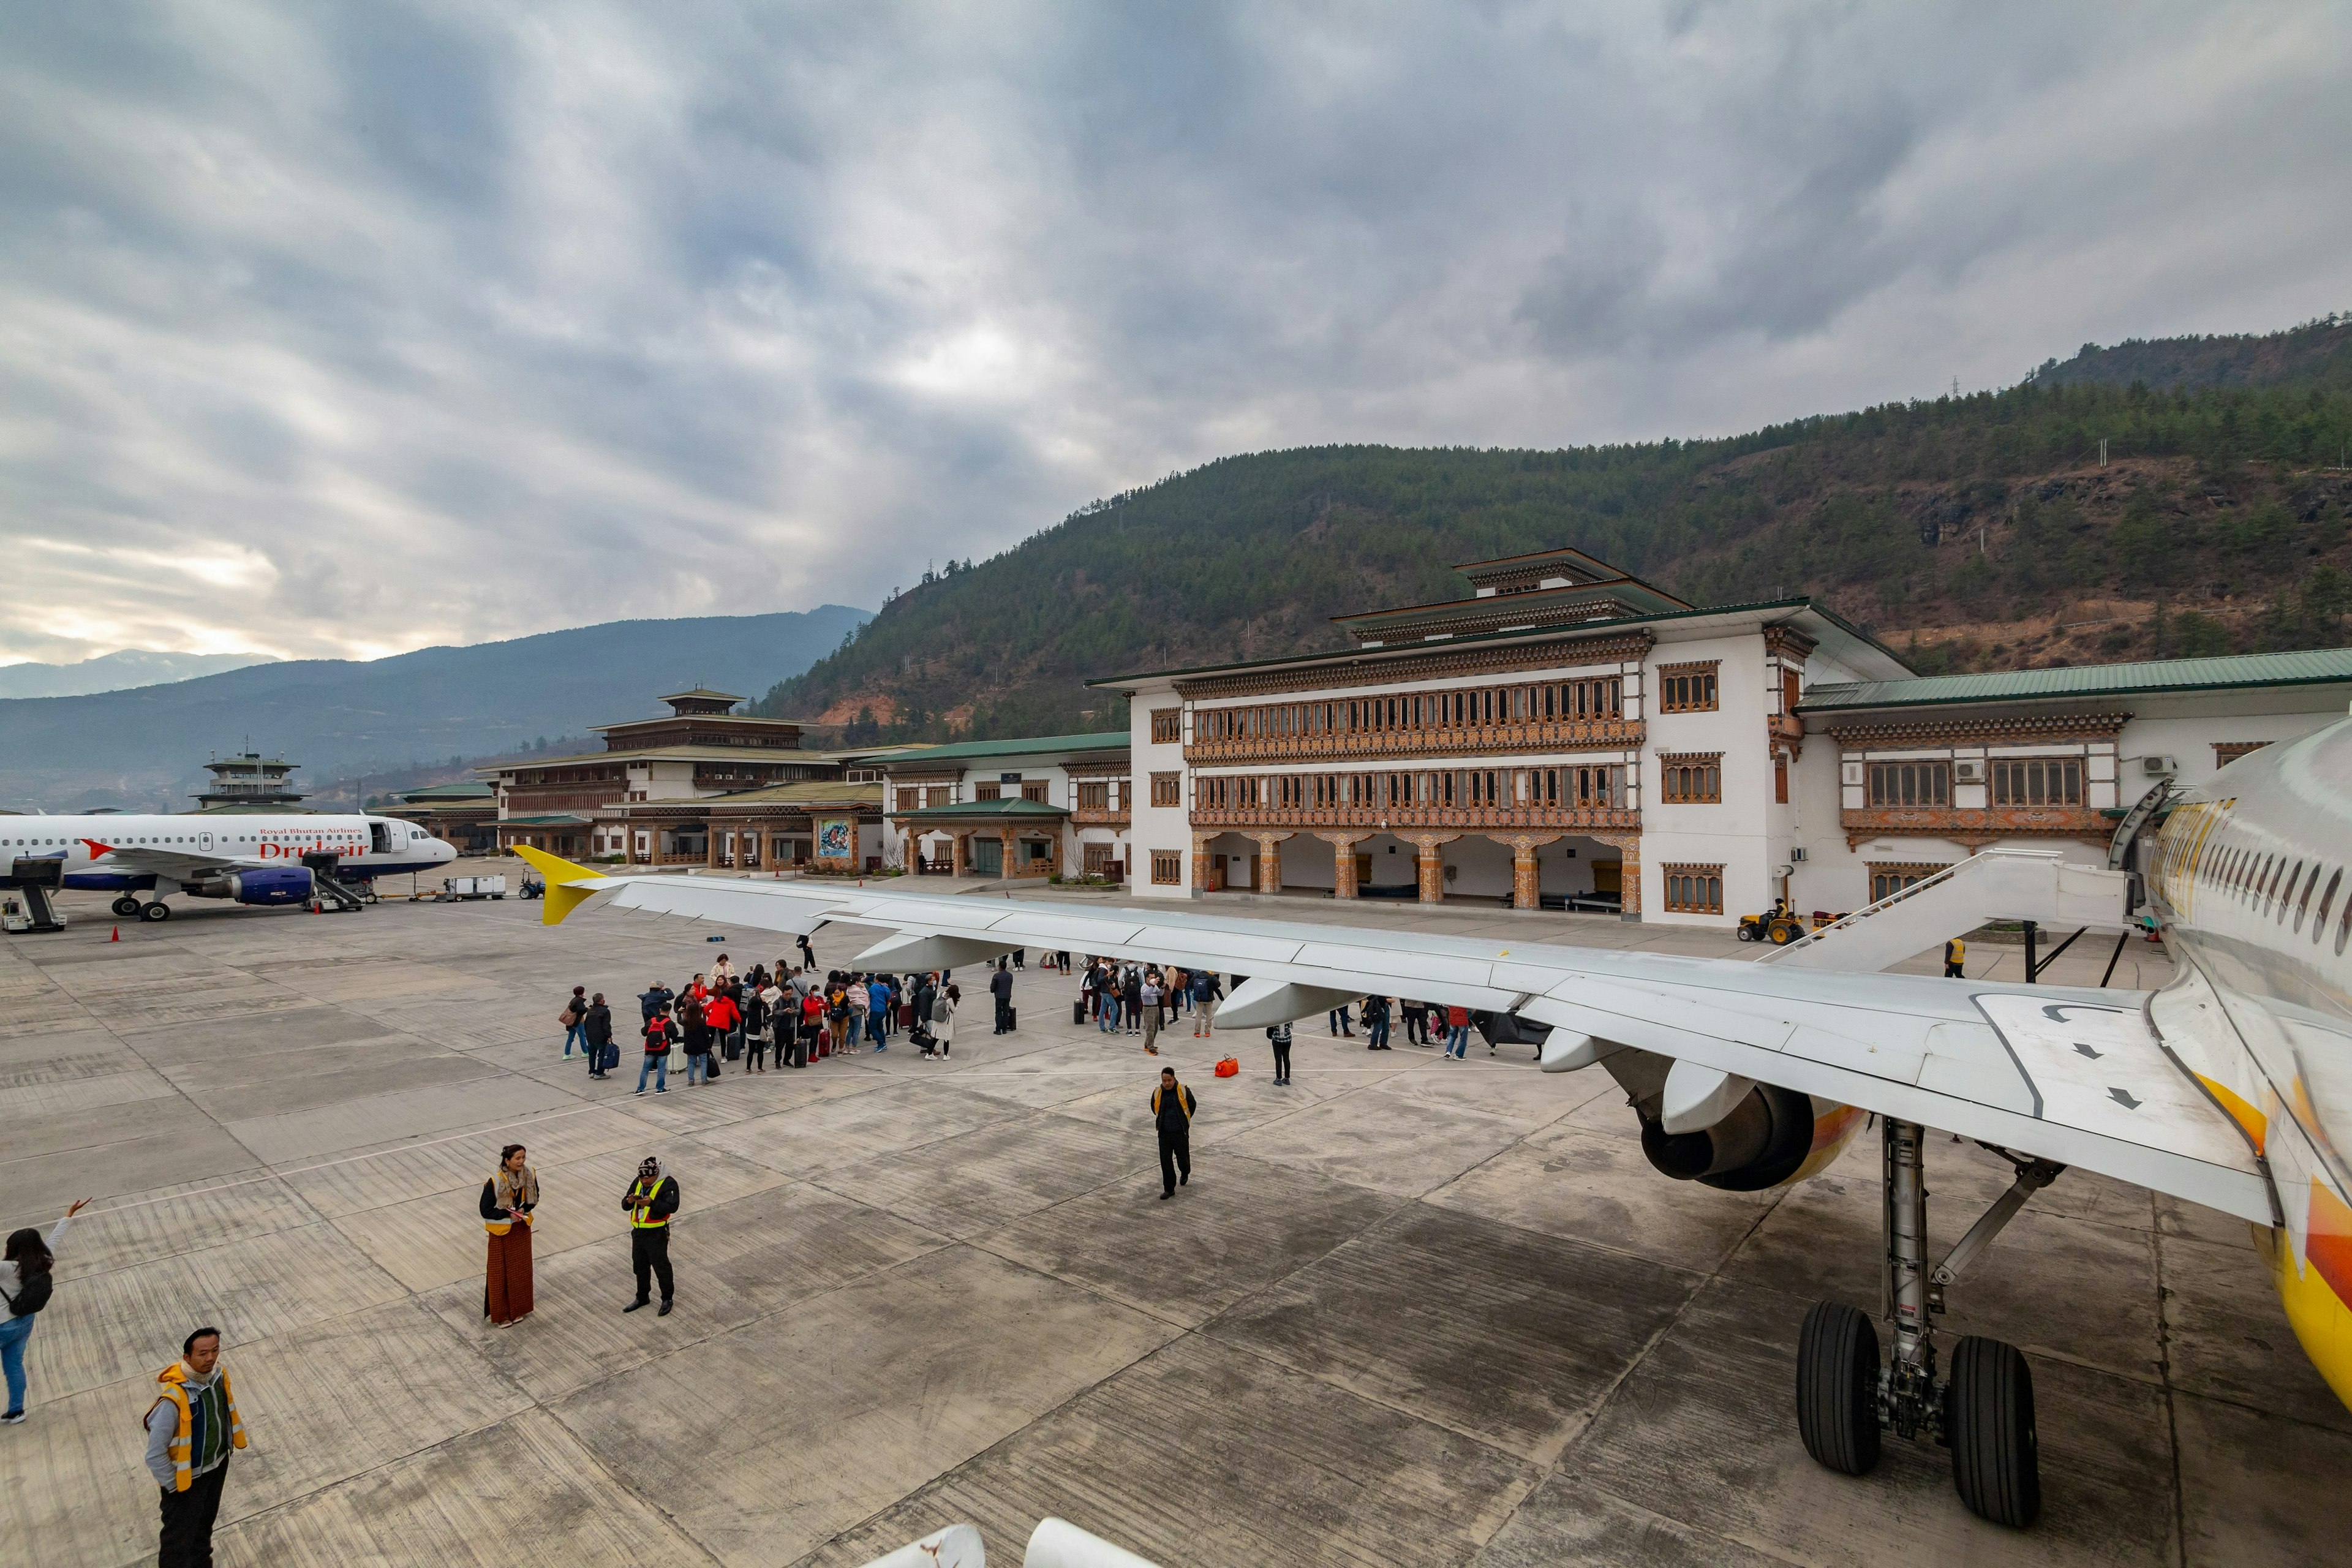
110;925;121;941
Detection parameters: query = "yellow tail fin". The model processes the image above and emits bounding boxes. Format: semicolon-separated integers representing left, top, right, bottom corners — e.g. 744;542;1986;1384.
510;843;608;925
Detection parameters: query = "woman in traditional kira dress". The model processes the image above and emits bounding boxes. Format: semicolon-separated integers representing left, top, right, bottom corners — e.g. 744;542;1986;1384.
481;1144;538;1326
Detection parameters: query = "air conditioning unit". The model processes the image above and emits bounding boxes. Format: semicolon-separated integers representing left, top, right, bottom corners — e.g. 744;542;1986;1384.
1951;760;1985;784
2144;755;2179;776
1790;847;1808;862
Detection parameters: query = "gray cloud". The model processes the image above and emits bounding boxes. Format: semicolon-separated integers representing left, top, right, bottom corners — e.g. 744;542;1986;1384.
1;1;2346;663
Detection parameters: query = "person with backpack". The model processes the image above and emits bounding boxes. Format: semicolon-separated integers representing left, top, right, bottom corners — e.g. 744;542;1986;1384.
1444;1004;1473;1060
1152;1067;1197;1199
745;982;774;1072
1192;969;1221;1038
145;1325;247;1565
559;986;589;1057
636;1006;675;1093
1;1197;88;1423
583;993;615;1079
1361;993;1393;1050
929;982;957;1059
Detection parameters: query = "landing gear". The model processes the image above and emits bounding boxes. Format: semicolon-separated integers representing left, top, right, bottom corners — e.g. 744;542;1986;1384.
1948;1335;2039;1526
1797;1118;2057;1527
111;895;141;918
138;900;172;922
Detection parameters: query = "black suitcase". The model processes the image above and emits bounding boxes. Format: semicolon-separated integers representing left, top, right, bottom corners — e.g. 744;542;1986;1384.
1072;1000;1085;1025
1006;1006;1016;1031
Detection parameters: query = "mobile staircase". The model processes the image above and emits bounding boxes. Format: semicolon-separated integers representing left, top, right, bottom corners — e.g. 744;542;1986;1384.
300;851;369;914
1756;848;2134;976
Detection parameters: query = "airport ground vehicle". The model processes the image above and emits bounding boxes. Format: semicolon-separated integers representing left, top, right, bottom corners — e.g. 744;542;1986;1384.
1735;897;1807;944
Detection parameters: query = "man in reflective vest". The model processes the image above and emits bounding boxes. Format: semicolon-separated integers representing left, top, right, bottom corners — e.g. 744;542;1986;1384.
1153;1066;1197;1199
622;1156;680;1315
1943;936;1966;978
144;1326;246;1567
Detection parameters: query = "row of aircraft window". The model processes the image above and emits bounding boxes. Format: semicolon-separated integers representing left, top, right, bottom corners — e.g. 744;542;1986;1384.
2180;821;2352;956
1194;764;1627;812
1170;677;1630;745
2;831;361;848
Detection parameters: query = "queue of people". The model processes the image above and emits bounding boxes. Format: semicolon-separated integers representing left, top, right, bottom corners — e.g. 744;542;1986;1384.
611;956;967;1093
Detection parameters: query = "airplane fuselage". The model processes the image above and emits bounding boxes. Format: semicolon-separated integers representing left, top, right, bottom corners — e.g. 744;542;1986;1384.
2147;716;2352;1404
0;811;457;892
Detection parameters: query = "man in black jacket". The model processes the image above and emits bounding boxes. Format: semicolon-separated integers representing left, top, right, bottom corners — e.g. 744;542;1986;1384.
989;960;1014;1035
583;994;614;1078
638;982;673;1023
1152;1067;1196;1199
621;1157;680;1315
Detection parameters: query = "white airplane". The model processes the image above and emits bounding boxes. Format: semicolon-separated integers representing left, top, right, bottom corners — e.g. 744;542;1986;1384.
1;812;456;919
510;714;2350;1529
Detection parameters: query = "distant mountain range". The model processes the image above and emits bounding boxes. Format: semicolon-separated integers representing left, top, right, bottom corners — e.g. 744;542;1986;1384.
0;606;869;812
0;649;279;699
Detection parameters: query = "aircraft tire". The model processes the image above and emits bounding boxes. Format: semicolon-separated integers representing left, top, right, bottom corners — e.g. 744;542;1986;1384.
138;900;172;923
111;897;140;918
1948;1335;2039;1527
1796;1300;1881;1476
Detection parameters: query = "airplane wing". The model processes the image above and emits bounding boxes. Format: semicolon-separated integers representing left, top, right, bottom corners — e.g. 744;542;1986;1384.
510;848;2272;1224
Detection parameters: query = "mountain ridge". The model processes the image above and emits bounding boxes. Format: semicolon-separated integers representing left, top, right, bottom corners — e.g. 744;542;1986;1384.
761;321;2352;744
0;606;869;811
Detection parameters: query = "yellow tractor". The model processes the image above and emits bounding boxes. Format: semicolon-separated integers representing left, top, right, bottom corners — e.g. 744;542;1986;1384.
1736;897;1807;945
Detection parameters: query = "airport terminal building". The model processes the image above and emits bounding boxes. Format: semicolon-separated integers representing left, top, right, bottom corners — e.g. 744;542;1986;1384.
1093;546;2352;924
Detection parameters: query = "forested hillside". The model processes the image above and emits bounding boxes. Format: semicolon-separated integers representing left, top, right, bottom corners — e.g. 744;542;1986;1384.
763;322;2352;742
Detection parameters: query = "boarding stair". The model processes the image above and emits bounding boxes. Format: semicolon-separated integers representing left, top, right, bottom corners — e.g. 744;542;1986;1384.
300;851;370;913
1757;849;2133;975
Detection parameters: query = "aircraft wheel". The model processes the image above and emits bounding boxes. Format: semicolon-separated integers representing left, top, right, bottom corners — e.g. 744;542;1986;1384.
1796;1300;1882;1476
138;900;172;923
1948;1335;2039;1526
111;897;141;918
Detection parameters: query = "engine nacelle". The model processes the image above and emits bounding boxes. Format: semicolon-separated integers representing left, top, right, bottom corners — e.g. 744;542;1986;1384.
188;867;314;905
1600;1047;1862;1192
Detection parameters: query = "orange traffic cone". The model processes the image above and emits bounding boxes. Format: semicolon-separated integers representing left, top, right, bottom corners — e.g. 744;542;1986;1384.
110;925;121;941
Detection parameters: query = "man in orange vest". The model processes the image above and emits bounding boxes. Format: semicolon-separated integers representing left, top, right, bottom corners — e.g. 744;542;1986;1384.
144;1325;246;1567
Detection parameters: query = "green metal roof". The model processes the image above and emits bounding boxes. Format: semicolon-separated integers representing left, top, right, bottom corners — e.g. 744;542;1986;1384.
881;731;1127;765
894;797;1071;823
501;813;592;826
701;782;884;807
399;782;495;801
1803;646;2352;712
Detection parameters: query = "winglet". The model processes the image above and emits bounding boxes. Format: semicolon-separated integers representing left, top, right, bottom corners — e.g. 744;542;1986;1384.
510;844;610;926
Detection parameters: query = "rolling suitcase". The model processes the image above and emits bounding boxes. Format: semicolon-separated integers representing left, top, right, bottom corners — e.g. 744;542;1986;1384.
1072;1000;1086;1025
1006;1006;1016;1031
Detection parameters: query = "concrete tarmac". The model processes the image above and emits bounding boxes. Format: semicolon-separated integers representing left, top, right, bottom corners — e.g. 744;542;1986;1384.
0;873;2339;1567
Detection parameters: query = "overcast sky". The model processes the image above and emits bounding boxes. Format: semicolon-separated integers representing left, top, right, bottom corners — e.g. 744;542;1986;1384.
2;2;2346;666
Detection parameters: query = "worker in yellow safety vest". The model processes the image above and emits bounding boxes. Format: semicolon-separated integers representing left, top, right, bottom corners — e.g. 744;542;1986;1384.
622;1156;680;1315
144;1326;246;1567
1944;937;1966;978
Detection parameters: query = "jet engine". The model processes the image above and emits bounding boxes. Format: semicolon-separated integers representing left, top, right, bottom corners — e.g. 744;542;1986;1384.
1603;1047;1828;1192
186;867;314;906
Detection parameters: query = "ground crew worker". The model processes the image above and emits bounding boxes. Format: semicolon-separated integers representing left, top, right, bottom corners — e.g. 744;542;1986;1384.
1153;1066;1197;1199
622;1157;680;1315
1944;936;1966;978
145;1326;246;1568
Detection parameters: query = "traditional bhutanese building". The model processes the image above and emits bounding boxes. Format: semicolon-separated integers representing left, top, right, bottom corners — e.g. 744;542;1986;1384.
1091;545;2352;925
879;732;1133;881
481;688;887;867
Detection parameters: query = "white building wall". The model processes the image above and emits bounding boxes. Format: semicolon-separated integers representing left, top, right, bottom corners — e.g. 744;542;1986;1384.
1129;681;1191;898
1640;633;1773;925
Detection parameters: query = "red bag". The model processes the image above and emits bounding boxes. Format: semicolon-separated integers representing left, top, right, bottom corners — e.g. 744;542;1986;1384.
1213;1056;1239;1078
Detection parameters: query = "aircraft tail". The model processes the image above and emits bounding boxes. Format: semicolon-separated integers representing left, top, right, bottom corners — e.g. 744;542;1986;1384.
510;844;610;925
